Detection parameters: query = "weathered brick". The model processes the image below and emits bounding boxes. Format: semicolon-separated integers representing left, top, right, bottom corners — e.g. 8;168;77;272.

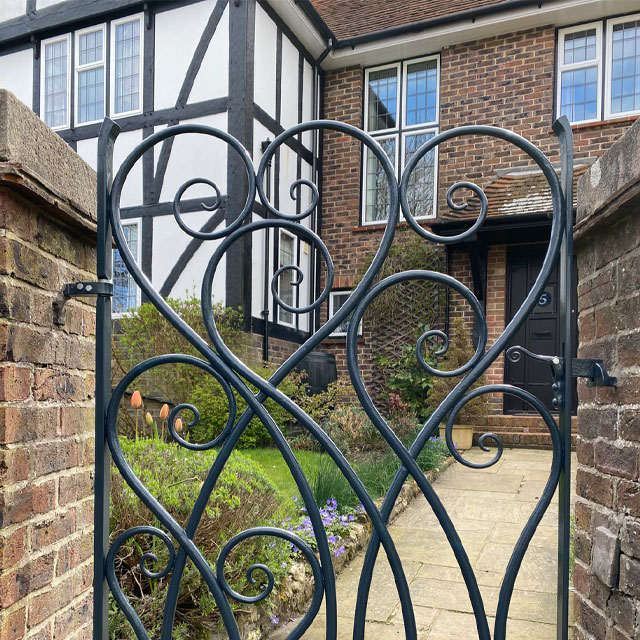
0;446;30;484
33;440;78;476
618;480;640;518
577;467;615;508
578;407;617;440
607;590;636;636
576;595;607;639
0;527;26;571
0;237;60;291
59;407;93;437
0;606;26;640
621;519;640;560
619;554;640;598
0;365;31;401
53;595;92;640
55;532;92;577
0;480;56;527
27;575;74;628
6;325;64;367
0;552;55;609
619;409;640;442
594;441;639;480
0;406;59;444
31;510;76;550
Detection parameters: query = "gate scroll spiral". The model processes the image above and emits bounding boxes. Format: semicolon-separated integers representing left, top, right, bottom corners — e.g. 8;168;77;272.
95;116;575;640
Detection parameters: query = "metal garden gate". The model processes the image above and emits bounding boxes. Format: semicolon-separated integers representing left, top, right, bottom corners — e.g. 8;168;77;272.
83;115;615;640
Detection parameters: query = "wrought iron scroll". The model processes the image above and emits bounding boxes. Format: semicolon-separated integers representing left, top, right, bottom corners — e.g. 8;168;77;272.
94;116;574;640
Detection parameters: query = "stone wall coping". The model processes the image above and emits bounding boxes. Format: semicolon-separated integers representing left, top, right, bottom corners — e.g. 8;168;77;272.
0;90;97;235
576;117;640;241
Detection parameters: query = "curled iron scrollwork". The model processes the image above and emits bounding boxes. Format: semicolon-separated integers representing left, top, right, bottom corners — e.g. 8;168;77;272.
100;116;573;640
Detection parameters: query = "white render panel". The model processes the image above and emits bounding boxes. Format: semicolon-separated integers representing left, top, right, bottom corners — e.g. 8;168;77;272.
113;130;144;208
302;60;314;149
280;35;299;130
250;211;266;319
154;0;216;110
158;113;228;204
0;49;33;109
278;144;300;217
189;3;229;104
36;0;64;9
0;0;25;21
253;3;277;118
76;137;99;171
167;229;226;303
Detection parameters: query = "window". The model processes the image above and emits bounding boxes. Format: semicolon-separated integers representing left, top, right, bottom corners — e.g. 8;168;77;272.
42;34;71;130
75;25;106;125
111;15;143;116
606;15;640;118
363;56;439;224
557;14;640;124
557;23;602;124
39;15;143;130
329;291;362;337
113;221;140;315
277;230;296;326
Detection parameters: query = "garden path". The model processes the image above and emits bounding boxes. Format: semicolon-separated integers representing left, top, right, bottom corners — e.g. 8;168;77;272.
286;447;577;639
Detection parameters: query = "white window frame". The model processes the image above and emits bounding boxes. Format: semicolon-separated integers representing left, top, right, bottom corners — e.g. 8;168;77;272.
402;54;440;130
364;62;401;135
400;128;439;220
556;22;603;125
361;133;399;226
277;229;297;328
112;218;142;318
110;13;144;118
74;23;106;126
40;32;71;131
605;13;640;120
329;290;362;337
363;56;440;225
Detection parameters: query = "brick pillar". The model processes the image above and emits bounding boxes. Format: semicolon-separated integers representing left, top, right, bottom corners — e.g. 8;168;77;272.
572;119;640;640
0;91;97;640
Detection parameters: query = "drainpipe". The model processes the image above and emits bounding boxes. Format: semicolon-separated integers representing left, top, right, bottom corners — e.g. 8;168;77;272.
261;138;272;362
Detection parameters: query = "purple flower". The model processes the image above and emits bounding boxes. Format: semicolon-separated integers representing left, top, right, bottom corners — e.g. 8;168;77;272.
281;561;287;568
292;496;298;502
285;517;292;522
348;515;355;521
328;535;337;544
271;616;279;626
334;545;345;557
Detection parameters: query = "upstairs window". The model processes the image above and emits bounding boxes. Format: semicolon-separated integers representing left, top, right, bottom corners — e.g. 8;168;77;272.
42;34;71;130
75;25;105;125
557;14;640;124
363;55;439;225
112;16;142;116
277;230;296;327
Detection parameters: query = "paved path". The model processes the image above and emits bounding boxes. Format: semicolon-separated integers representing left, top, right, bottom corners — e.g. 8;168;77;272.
298;448;576;639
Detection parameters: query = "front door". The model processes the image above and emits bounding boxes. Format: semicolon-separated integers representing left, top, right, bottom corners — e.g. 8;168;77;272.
504;244;559;413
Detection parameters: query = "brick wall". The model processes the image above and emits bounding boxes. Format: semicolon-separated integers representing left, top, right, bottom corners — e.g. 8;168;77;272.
572;119;640;640
0;91;97;640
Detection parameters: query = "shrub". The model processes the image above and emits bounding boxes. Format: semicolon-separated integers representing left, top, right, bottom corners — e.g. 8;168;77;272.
109;438;290;639
428;316;490;426
319;405;382;455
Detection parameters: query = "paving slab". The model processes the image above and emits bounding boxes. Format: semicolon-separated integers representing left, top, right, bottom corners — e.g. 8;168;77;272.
290;448;576;639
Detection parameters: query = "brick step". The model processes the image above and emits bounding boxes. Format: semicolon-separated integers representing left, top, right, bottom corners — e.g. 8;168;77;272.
482;414;578;432
472;431;577;450
477;423;578;435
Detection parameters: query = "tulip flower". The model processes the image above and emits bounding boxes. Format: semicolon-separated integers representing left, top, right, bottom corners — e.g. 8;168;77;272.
130;390;142;408
175;417;183;432
159;404;169;440
145;411;153;426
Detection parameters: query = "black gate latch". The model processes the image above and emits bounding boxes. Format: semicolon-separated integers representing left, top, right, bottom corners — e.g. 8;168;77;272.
570;358;617;387
53;281;113;325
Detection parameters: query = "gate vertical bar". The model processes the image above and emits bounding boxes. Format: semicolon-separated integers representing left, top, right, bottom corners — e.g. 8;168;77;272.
553;115;574;640
93;119;120;640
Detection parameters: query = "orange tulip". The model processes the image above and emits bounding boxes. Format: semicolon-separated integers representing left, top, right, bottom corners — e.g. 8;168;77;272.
145;412;153;427
159;404;169;420
175;417;183;432
131;390;142;408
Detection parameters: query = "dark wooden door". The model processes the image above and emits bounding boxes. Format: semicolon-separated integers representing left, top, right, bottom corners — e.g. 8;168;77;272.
504;245;560;413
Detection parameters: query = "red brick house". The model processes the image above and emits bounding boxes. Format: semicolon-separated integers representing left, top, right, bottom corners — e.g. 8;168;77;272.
300;0;640;445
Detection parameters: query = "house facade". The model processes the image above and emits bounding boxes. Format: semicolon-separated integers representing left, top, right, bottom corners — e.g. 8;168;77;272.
0;0;638;437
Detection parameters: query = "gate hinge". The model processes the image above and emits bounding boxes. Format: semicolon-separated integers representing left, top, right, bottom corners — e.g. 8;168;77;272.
53;281;113;326
63;281;113;297
570;358;617;387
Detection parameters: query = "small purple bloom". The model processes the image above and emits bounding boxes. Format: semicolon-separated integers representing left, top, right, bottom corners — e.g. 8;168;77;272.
348;515;355;521
281;561;287;568
328;535;337;544
271;616;279;626
334;545;345;557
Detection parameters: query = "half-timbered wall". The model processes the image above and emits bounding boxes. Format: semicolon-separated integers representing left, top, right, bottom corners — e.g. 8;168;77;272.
0;0;320;347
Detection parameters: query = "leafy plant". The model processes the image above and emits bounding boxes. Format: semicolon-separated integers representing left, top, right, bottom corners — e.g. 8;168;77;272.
428;316;490;426
109;438;290;639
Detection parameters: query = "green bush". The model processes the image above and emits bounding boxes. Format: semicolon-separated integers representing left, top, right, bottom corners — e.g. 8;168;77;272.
109;438;290;639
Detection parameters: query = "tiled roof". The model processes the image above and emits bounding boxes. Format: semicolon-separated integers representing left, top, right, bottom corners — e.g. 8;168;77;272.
440;164;590;220
310;0;515;41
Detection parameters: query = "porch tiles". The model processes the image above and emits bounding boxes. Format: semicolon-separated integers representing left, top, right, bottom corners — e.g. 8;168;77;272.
296;448;576;639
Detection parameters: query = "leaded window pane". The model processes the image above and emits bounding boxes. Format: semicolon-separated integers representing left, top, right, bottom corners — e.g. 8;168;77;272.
78;67;104;123
114;19;140;114
405;59;438;126
611;20;640;114
560;66;598;122
278;234;295;325
113;224;139;314
331;292;352;335
404;132;436;219
79;29;103;65
564;28;597;64
364;138;396;222
367;68;397;131
44;40;67;128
